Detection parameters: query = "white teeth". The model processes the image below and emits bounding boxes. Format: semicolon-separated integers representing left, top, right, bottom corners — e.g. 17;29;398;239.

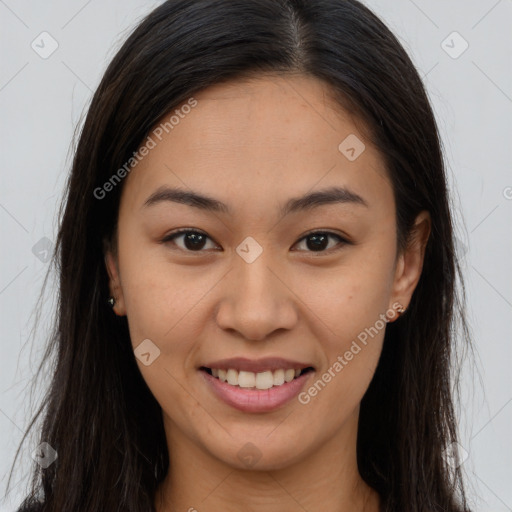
208;367;308;389
273;369;285;386
255;371;274;390
238;370;255;388
226;369;238;386
284;369;295;382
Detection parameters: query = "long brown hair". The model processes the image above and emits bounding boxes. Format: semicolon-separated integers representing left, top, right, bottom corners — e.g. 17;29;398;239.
9;1;474;510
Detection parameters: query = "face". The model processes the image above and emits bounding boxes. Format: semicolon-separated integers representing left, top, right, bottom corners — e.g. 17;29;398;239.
106;73;430;472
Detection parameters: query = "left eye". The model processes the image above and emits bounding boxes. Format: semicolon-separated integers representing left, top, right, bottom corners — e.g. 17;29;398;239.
161;229;348;253
293;231;348;253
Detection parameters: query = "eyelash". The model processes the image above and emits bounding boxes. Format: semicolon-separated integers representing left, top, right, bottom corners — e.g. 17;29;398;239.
161;228;350;254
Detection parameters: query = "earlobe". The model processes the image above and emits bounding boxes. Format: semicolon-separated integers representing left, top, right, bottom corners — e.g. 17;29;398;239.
104;249;127;316
388;211;431;320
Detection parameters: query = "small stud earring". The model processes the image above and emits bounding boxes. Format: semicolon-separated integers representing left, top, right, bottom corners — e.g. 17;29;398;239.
107;296;116;308
385;304;407;323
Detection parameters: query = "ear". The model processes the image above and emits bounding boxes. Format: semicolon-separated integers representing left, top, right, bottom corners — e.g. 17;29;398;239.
388;210;431;322
104;247;127;316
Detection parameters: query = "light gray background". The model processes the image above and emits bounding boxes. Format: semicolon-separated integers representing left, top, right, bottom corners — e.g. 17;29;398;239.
1;1;511;511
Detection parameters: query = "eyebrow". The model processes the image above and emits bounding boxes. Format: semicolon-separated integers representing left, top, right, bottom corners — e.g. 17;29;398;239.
142;185;369;217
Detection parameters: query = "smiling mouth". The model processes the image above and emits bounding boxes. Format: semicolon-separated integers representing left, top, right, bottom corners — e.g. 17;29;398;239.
200;366;315;390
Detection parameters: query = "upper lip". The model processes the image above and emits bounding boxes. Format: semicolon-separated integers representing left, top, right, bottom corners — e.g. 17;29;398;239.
201;357;314;373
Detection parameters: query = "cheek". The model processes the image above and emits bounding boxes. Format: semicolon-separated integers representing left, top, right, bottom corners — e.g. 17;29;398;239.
292;249;394;343
301;272;387;390
294;268;390;429
289;246;393;413
118;245;209;420
117;231;204;341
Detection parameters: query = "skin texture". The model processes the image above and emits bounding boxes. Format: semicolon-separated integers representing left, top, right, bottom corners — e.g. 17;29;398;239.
105;74;431;512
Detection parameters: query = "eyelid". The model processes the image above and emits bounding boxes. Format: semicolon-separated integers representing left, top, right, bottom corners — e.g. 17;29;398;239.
299;228;350;243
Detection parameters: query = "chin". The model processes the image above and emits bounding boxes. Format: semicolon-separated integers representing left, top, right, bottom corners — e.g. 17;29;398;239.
204;433;314;472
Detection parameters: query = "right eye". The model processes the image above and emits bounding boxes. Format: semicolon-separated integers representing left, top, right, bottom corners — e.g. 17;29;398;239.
161;229;220;252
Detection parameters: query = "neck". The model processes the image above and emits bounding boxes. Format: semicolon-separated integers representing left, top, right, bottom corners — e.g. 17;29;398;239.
155;409;381;512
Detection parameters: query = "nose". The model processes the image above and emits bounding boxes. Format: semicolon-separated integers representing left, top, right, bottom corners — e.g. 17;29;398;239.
215;250;298;341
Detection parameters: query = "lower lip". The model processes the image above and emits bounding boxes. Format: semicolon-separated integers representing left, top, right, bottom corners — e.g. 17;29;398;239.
200;370;313;413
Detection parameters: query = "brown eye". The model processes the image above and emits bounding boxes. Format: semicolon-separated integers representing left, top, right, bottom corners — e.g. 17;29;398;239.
292;231;348;253
162;230;219;252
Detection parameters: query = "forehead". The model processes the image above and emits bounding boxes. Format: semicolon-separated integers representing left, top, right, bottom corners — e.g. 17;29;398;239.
121;74;392;215
164;74;364;159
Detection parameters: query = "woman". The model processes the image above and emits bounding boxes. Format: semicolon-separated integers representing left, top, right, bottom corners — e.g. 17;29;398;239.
9;0;474;511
